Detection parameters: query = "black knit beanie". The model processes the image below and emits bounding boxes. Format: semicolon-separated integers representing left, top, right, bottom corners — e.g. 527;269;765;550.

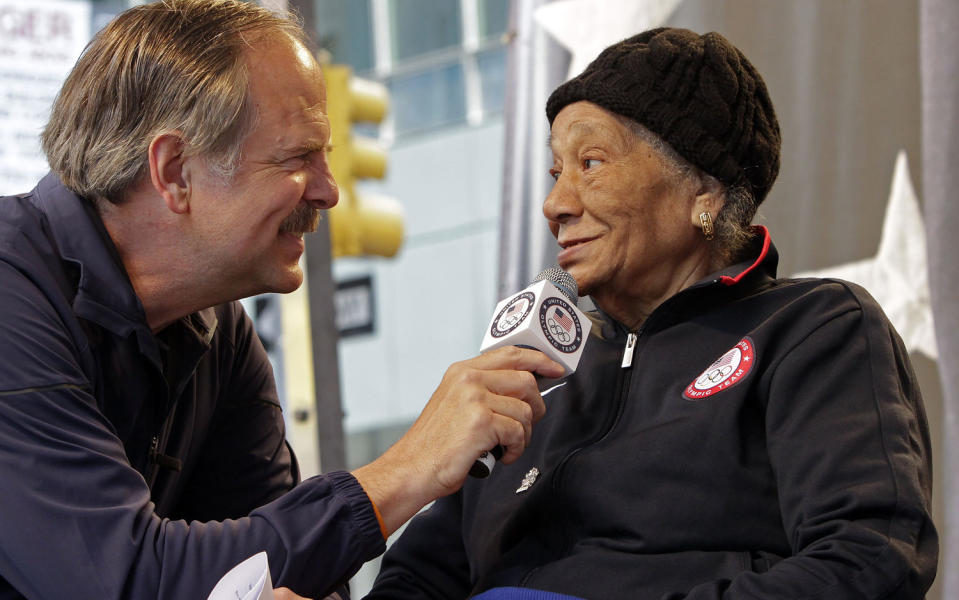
546;27;781;204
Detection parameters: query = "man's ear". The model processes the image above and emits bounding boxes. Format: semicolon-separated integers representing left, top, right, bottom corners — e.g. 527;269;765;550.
148;132;191;214
690;174;726;226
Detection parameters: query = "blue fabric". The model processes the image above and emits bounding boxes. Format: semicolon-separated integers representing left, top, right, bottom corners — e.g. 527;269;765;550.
472;587;585;600
0;175;386;599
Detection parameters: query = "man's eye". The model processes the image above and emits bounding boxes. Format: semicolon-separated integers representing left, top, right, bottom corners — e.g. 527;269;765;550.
584;158;601;169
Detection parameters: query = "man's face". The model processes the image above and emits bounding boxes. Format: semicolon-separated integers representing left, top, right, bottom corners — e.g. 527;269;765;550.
187;34;337;297
544;101;702;309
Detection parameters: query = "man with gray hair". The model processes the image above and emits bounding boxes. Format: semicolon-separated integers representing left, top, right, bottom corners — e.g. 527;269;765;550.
0;1;562;598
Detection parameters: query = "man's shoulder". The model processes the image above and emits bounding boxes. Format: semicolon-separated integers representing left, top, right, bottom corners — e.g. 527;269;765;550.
1;186;79;306
1;190;49;257
0;259;89;393
0;190;92;391
1;187;67;297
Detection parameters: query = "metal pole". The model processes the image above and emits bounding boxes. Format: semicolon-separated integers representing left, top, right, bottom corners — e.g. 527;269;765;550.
286;0;348;474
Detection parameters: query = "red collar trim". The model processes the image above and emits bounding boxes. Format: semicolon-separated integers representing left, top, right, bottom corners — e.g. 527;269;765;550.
718;225;771;286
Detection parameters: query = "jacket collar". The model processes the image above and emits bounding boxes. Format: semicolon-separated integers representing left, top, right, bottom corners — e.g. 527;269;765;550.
712;225;778;286
30;173;217;364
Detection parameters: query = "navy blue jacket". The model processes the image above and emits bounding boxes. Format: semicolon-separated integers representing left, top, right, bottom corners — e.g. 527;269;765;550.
367;229;937;599
0;174;385;599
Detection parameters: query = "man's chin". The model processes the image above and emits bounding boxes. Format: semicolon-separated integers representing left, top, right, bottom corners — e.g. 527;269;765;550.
261;266;305;296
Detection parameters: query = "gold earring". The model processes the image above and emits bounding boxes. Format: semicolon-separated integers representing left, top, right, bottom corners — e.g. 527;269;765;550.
699;211;714;240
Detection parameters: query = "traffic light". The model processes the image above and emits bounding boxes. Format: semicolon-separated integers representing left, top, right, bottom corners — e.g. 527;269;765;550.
323;63;404;258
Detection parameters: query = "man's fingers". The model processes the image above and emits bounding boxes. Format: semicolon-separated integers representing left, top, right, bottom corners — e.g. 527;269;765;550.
273;588;313;600
467;346;565;379
488;412;529;464
481;392;536;446
362;348;560;515
479;369;546;422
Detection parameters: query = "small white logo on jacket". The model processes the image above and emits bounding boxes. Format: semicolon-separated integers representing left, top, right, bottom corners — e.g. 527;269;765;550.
515;468;540;493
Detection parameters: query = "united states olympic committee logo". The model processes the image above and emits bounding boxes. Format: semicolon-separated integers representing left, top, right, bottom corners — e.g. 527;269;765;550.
539;297;583;353
683;337;756;400
490;292;535;338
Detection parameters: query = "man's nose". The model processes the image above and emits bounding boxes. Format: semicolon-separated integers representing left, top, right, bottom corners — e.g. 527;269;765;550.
305;158;339;210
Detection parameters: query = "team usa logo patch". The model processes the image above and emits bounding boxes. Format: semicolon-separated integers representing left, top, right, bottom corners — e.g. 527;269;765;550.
683;337;756;400
490;292;535;338
539;297;583;354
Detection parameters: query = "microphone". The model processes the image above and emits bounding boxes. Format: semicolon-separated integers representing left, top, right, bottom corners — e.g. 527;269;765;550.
469;267;592;478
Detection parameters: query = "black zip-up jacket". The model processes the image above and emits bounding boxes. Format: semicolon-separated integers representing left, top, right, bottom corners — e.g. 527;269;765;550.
367;228;937;599
0;174;385;599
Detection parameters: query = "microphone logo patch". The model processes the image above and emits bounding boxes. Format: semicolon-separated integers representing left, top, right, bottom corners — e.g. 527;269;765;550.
684;337;756;400
490;292;535;338
539;297;584;353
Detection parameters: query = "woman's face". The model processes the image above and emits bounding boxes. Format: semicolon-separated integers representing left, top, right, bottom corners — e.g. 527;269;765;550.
544;101;710;316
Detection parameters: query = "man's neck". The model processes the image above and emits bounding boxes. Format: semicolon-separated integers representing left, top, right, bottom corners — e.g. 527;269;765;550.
97;186;211;333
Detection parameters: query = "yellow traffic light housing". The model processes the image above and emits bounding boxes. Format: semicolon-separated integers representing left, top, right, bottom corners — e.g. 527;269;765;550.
323;63;404;258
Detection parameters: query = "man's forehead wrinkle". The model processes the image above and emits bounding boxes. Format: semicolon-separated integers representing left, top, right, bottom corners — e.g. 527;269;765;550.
274;100;328;134
276;93;320;115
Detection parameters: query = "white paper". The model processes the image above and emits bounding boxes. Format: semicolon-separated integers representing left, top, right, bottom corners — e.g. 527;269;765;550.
208;551;274;600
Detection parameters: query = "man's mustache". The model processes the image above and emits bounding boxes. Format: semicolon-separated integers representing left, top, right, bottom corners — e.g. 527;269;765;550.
279;205;321;234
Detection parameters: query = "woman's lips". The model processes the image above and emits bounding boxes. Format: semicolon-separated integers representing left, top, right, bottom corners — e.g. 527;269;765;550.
557;236;597;264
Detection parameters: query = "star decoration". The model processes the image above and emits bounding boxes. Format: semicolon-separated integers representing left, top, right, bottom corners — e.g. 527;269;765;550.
794;151;937;359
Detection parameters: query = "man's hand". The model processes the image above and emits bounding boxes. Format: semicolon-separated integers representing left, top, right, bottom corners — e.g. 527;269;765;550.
273;587;312;599
273;588;344;600
352;346;564;536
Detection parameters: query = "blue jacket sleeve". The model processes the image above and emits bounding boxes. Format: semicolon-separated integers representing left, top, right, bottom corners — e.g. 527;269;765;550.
0;264;385;599
0;387;385;599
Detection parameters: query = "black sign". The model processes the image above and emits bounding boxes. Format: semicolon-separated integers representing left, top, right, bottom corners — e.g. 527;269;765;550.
335;275;375;337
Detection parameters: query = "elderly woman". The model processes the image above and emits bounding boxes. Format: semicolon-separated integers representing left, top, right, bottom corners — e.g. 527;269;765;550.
365;28;937;600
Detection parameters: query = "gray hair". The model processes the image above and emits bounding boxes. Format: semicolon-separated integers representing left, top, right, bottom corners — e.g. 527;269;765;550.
614;114;758;263
41;0;308;204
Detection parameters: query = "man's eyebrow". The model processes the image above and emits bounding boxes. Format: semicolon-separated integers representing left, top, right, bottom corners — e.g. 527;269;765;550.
278;140;328;158
296;140;329;153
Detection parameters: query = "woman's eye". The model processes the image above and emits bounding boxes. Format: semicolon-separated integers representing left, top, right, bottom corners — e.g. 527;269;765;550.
548;168;560;181
584;158;601;169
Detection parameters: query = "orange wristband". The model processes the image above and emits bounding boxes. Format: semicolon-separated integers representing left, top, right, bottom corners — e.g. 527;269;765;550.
369;497;388;540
